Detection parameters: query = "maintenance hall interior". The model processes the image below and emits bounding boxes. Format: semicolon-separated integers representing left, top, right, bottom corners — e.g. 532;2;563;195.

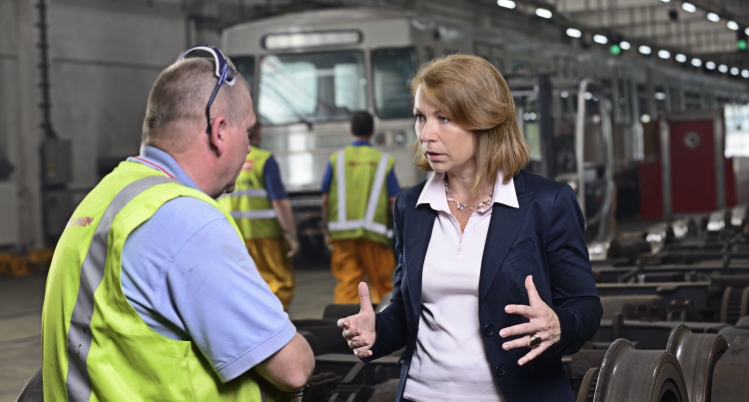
2;0;749;401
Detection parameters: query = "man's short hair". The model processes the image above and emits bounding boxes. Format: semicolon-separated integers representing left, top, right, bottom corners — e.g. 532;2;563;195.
350;111;374;137
141;57;250;151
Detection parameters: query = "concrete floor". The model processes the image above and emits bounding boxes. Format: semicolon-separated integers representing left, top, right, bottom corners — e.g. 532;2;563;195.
0;268;336;402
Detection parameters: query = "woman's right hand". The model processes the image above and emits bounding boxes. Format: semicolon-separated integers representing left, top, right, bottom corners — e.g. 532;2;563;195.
337;282;376;358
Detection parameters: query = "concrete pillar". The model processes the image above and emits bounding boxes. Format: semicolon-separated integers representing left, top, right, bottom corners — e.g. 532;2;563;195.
9;0;44;249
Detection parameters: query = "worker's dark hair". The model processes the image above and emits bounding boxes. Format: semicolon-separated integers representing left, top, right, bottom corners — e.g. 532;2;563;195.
350;111;374;137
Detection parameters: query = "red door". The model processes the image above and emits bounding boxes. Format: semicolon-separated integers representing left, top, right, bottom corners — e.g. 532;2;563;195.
669;120;717;214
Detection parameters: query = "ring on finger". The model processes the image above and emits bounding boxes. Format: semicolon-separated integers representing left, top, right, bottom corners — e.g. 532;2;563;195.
528;333;542;348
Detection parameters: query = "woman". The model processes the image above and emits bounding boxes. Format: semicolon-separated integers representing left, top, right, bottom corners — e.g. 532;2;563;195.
338;54;602;402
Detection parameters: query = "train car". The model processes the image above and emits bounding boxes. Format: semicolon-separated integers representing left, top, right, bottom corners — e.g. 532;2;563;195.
221;6;749;258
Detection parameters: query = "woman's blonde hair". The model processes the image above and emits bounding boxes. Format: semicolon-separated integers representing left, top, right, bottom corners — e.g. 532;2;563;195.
411;53;530;192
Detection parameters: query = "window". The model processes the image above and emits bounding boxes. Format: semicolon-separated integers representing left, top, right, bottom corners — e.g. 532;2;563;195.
371;47;417;119
258;51;366;125
232;56;255;90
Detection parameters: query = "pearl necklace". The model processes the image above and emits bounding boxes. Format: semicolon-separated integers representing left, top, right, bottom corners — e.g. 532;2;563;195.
444;176;494;211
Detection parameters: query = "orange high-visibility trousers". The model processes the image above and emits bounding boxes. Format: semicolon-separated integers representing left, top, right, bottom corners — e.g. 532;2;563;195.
245;238;295;310
330;238;395;304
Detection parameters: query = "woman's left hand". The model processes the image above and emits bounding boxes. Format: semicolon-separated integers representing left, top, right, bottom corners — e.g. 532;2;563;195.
499;275;561;366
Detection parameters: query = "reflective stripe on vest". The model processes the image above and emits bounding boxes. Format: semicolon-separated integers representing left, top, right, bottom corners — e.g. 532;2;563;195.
328;149;393;238
220;190;276;221
221;189;269;198
231;210;278;220
65;175;173;401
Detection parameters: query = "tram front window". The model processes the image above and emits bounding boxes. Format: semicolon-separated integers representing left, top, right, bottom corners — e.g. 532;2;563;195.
372;47;417;119
258;51;366;125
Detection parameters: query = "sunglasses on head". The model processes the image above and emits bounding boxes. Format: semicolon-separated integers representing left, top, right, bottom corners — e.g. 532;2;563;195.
176;45;237;134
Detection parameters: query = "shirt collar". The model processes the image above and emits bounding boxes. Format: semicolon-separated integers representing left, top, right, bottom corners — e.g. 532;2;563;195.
352;140;371;146
416;171;519;211
127;145;201;192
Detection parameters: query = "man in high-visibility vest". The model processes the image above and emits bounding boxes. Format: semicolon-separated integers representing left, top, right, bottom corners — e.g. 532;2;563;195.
218;123;299;310
41;46;313;401
321;111;400;304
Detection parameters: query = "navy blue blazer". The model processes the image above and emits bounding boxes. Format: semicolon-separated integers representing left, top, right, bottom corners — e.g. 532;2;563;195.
367;169;602;402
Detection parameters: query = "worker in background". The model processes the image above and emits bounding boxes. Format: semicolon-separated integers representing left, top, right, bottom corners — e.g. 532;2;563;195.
321;111;400;304
41;46;313;401
219;122;299;310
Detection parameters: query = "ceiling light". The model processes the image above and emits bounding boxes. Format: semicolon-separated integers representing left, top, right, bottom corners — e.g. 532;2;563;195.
639;45;652;55
658;50;671;59
691;58;702;67
675;54;687;62
593;35;608;44
641;114;651;124
731;67;740;75
719;64;728;73
536;8;552;19
561;91;569;98
706;61;716;70
746;28;749;35
584;92;593;100
497;0;515;9
655;92;666;100
660;0;670;2
743;70;749;78
707;13;720;22
728;21;739;30
682;3;696;13
566;28;582;38
620;41;631;50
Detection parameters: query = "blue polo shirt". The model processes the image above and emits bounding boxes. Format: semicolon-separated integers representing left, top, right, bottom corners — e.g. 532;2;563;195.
254;145;287;201
320;140;401;195
121;145;296;382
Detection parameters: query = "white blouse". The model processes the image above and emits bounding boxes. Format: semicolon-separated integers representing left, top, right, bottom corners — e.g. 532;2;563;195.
402;171;518;402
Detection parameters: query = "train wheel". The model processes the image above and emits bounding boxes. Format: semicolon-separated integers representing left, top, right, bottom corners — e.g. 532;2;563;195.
593;339;689;402
666;324;728;402
719;286;749;324
576;367;599;402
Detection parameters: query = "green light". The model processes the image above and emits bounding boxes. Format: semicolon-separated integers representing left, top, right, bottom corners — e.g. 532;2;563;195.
738;39;748;51
609;44;621;55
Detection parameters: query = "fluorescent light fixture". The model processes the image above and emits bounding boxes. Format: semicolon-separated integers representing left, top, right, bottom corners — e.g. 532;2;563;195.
566;28;582;38
655;92;666;100
719;64;728;73
620;41;631;50
641;114;651;124
682;3;696;13
658;50;671;59
660;0;670;2
639;45;652;55
691;58;702;67
706;61;716;70
707;13;720;22
675;54;687;62
743;70;749;78
731;67;740;75
593;35;608;44
536;8;552;19
497;0;516;9
728;21;739;30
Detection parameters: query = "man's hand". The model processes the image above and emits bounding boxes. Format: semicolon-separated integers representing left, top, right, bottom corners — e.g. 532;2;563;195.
338;282;377;358
284;232;299;259
499;275;561;366
322;229;334;252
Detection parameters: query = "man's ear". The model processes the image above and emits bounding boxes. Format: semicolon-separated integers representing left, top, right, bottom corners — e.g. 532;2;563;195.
208;114;227;156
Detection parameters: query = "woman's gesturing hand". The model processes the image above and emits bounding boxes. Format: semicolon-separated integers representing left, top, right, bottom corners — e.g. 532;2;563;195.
499;275;561;366
337;282;377;358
